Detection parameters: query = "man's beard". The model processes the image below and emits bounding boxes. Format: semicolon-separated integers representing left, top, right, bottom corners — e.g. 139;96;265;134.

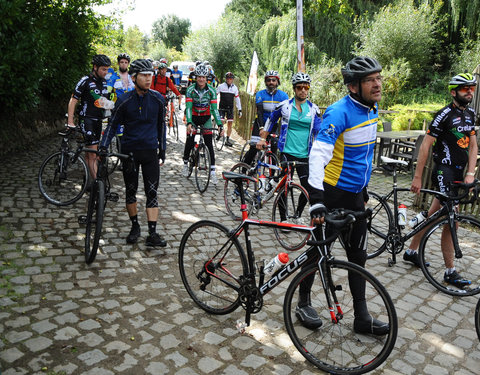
119;67;128;73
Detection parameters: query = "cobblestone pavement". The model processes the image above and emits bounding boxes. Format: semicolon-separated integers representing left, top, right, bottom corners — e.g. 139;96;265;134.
1;119;479;375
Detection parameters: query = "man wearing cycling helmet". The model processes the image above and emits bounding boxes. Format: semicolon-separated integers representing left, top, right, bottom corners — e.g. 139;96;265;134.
160;58;172;78
107;53;135;100
308;57;389;335
242;70;289;165
151;62;182;103
217;72;242;146
68;54;114;180
182;64;224;184
188;61;202;86
404;73;477;286
206;65;217;87
100;59;167;248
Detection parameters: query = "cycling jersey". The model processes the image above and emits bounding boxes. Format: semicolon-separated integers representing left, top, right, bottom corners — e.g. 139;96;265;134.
72;74;109;120
107;71;135;100
264;98;320;155
188;71;196;86
185;83;222;128
216;82;242;111
207;73;217;87
171;69;183;86
427;102;476;169
255;89;289;126
309;94;378;194
151;74;181;98
101;89;166;153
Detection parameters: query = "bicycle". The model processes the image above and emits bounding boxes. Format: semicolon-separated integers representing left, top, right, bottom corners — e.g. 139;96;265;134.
185;125;212;193
213;122;225;151
78;148;132;264
101;117;121;175
166;92;179;141
38;124;88;206
366;155;480;296
179;171;398;374
225;159;309;251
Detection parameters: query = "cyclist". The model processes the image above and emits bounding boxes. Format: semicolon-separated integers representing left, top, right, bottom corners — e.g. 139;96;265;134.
188;61;202;86
67;54;114;180
308;56;389;335
217;72;242;147
160;58;172;78
152;60;160;75
242;70;289;166
171;64;183;110
100;59;167;248
405;73;477;286
206;65;217;87
107;53;135;101
150;62;182;103
181;64;224;185
257;72;320;223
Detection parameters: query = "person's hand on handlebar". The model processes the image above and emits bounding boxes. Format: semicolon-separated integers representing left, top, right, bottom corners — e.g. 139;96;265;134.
309;190;326;224
187;123;194;135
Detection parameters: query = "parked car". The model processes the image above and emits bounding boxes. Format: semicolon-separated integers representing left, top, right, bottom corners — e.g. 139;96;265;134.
170;61;194;94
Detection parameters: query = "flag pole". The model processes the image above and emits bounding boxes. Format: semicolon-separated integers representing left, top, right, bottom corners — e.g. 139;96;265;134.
296;0;305;73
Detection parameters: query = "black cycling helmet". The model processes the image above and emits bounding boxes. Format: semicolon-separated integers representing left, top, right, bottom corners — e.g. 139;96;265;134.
341;56;382;84
117;53;130;63
128;59;154;77
225;72;235;79
92;54;111;68
173;64;178;69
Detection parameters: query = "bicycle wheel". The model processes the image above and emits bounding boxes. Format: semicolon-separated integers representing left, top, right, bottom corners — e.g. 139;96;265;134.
174;111;179;141
365;191;393;259
419;215;480;296
84;180;105;264
179;220;248;314
214;127;225;151
107;135;121;175
224;162;257;221
186;148;195;178
239;141;249;162
284;261;397;374
475;298;480;341
195;143;211;193
38;150;88;206
272;183;310;251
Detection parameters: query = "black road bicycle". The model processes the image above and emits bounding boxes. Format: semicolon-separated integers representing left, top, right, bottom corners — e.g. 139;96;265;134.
185;125;212;193
179;171;398;374
367;156;480;296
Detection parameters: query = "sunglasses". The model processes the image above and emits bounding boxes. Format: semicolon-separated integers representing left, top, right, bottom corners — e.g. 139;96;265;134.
295;84;310;91
265;78;278;83
458;86;476;93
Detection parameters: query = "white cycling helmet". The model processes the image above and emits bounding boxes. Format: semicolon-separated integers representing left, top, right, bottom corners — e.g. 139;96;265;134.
195;64;209;77
291;72;311;85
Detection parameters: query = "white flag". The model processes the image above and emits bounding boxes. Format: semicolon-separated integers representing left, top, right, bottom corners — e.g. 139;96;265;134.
246;51;259;95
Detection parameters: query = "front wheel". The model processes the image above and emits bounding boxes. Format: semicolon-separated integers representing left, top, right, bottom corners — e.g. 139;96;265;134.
365;191;393;259
178;220;248;314
272;183;310;250
84;180;105;264
419;215;480;296
38;150;88;206
224;162;257;221
195;143;211;193
214;127;225;151
284;261;397;374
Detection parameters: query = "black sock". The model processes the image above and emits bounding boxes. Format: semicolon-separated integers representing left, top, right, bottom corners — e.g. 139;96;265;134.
226;136;230;141
148;221;156;234
130;215;139;227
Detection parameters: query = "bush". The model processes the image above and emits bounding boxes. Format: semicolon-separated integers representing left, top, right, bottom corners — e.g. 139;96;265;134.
308;57;346;107
382;103;445;131
451;32;480;75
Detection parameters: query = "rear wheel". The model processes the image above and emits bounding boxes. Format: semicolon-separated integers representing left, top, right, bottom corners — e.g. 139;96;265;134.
85;180;105;264
195;143;211;193
365;191;393;259
272;183;310;250
284;261;398;374
38;150;88;206
214;126;225;151
224;162;256;220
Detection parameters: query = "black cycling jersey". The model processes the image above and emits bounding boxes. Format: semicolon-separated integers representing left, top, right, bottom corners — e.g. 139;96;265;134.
428;102;476;169
188;71;196;86
72;73;109;120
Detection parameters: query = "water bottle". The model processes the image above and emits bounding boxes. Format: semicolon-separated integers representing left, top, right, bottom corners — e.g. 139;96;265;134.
397;204;407;226
258;174;267;193
264;253;289;277
408;210;428;228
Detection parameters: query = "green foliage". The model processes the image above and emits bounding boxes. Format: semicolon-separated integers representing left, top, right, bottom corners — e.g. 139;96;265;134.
382;103;445;131
183;13;248;80
354;0;440;83
152;14;191;52
379;58;411;108
450;31;480;75
308;57;346;107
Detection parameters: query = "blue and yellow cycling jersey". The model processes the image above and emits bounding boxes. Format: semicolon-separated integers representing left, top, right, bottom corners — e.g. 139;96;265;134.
309;95;378;193
255;89;289;124
107;71;135;100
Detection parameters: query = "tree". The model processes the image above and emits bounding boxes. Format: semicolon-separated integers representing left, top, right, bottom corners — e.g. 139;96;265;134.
152;14;191;52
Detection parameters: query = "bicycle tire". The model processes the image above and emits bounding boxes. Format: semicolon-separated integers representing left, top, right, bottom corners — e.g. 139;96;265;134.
214;127;225;151
38;150;88;206
174;111;179;141
366;191;393;259
475;298;480;341
239;141;249;162
418;215;480;296
178;220;248;314
284;261;397;374
272;183;310;251
195;143;211;193
224;162;257;221
186;148;195;178
84;180;105;264
106;135;121;175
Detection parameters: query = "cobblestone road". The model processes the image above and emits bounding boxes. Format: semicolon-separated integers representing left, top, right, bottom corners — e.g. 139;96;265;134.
1;119;479;375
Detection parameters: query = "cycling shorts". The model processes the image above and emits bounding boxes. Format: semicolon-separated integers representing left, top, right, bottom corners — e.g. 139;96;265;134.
219;108;234;120
80;117;102;146
432;164;464;195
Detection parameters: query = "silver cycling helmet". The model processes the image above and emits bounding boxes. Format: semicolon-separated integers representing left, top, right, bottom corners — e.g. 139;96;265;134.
448;73;477;91
195;64;209;77
291;72;312;85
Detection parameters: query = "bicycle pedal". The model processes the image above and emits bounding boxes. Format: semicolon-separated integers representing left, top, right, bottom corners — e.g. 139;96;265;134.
107;192;119;202
78;215;87;225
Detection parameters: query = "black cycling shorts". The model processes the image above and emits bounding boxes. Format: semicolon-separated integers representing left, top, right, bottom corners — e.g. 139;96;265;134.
432;164;464;195
80;117;102;146
219;108;234;120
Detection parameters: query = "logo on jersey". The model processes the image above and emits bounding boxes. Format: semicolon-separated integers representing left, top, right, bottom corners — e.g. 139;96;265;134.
322;124;335;138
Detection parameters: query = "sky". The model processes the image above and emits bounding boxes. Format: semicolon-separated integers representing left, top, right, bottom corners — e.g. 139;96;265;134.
95;0;233;34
